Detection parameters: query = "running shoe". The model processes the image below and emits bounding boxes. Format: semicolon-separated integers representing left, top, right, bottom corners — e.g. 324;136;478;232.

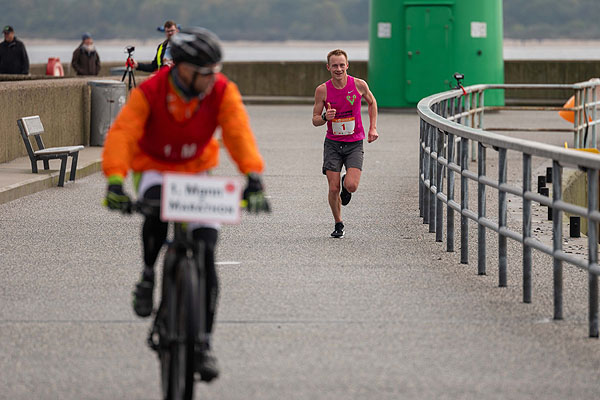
340;174;352;206
331;222;345;238
195;349;220;382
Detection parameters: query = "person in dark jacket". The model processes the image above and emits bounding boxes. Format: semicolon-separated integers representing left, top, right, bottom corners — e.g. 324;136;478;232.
0;25;29;75
134;20;178;72
71;32;101;76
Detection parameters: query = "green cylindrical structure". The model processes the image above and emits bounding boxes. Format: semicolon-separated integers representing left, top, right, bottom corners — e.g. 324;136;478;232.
369;0;504;108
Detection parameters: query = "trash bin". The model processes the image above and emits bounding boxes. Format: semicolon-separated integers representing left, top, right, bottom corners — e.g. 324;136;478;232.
88;80;126;146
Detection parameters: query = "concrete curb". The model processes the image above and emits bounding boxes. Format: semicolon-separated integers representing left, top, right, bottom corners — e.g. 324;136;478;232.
0;159;102;205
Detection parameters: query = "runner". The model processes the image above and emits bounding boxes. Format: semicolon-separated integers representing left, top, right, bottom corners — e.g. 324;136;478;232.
311;49;379;238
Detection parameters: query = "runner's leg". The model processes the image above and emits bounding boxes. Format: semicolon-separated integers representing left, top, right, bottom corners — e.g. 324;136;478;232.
343;167;361;193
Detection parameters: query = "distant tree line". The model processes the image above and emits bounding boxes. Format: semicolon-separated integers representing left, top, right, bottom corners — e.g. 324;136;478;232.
3;0;600;41
3;0;368;41
503;0;600;39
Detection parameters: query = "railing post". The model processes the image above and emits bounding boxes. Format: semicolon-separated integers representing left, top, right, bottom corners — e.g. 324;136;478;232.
583;88;589;148
552;160;563;320
447;132;455;253
498;148;507;287
436;126;444;242
523;154;532;303
461;137;469;264
588;168;599;338
468;93;476;162
423;122;431;225
575;89;582;148
478;90;485;130
419;118;425;218
436;102;447;242
429;105;438;234
478;142;486;275
593;84;597;149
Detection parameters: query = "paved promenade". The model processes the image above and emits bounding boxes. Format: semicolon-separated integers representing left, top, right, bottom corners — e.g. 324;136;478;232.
1;105;600;399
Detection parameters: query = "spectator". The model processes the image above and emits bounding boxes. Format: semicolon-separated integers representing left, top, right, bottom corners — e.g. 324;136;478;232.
134;20;178;72
71;32;101;76
0;25;29;75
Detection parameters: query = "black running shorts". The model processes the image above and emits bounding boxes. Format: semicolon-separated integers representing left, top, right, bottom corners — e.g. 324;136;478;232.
322;138;364;175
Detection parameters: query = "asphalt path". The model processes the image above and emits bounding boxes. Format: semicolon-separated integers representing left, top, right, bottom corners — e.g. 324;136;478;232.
1;105;600;399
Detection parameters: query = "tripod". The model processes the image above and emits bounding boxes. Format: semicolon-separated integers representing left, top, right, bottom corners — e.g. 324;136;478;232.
122;51;137;90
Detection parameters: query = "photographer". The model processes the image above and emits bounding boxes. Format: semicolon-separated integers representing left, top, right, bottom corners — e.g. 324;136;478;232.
134;20;178;72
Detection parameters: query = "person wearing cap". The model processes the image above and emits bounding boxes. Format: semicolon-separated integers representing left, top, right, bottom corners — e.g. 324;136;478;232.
134;20;178;72
0;25;29;75
71;32;101;76
102;27;270;382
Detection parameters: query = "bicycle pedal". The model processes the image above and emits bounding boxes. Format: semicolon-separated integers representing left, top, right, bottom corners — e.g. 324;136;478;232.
146;327;160;351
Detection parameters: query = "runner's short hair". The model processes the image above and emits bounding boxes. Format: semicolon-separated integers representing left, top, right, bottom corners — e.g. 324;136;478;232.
327;49;348;64
164;20;177;29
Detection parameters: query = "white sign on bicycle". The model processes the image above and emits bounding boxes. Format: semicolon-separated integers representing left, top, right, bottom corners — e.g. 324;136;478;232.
161;173;243;224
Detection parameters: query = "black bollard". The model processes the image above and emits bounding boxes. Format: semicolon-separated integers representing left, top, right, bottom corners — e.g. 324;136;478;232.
570;216;581;238
546;167;553;184
540;187;552;220
538;175;546;193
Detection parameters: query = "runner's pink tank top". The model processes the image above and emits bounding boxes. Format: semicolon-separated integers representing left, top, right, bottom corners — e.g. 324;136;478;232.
325;76;365;142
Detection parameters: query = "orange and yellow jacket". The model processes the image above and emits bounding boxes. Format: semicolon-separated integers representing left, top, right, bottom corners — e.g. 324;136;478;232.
102;67;264;186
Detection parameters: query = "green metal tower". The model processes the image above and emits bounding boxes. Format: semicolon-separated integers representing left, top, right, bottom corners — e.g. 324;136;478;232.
369;0;504;108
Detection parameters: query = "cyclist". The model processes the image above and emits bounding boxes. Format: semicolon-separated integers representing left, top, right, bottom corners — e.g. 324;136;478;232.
102;27;270;382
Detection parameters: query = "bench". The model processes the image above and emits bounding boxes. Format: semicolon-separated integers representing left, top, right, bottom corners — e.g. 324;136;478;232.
17;116;85;187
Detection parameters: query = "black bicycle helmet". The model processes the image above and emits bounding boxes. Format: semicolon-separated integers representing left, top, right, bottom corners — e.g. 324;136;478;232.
170;27;222;67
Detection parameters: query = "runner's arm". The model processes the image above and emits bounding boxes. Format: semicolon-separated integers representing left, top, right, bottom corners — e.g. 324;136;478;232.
312;84;327;127
101;88;150;181
356;79;379;143
217;82;265;174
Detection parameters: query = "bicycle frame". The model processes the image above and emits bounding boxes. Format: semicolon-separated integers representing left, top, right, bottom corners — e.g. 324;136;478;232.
145;218;205;400
132;173;242;399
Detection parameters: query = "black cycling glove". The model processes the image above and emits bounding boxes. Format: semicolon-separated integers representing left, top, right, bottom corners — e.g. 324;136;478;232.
106;183;132;213
242;173;271;213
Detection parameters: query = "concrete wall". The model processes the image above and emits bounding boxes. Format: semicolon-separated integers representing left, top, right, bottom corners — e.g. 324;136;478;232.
505;60;600;105
28;60;368;97
0;78;94;163
222;61;368;97
562;169;600;240
563;170;589;235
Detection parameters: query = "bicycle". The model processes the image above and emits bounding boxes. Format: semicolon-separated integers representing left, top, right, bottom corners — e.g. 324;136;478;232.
126;174;244;400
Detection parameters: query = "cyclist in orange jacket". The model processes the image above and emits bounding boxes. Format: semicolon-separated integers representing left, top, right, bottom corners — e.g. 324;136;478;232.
102;27;270;382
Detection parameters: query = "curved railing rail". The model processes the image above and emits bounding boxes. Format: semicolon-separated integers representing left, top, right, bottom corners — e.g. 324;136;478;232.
418;80;600;338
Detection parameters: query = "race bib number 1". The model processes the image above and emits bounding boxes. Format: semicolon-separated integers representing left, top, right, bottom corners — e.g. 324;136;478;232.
332;117;355;135
161;173;243;224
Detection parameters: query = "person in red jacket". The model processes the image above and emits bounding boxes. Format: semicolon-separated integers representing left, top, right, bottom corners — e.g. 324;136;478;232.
102;27;270;382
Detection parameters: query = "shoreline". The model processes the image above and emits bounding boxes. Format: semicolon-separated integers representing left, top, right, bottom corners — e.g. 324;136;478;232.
20;38;600;47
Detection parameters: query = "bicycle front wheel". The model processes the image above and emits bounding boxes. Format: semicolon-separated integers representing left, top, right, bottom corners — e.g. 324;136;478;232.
163;256;199;400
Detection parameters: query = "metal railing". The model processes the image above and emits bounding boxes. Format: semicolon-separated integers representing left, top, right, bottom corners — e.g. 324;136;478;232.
418;80;600;338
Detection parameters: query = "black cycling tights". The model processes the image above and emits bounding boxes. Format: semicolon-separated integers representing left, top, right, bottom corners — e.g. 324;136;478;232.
142;185;219;334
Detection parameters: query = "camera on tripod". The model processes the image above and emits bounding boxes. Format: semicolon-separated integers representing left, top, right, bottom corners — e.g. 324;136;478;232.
122;45;137;90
